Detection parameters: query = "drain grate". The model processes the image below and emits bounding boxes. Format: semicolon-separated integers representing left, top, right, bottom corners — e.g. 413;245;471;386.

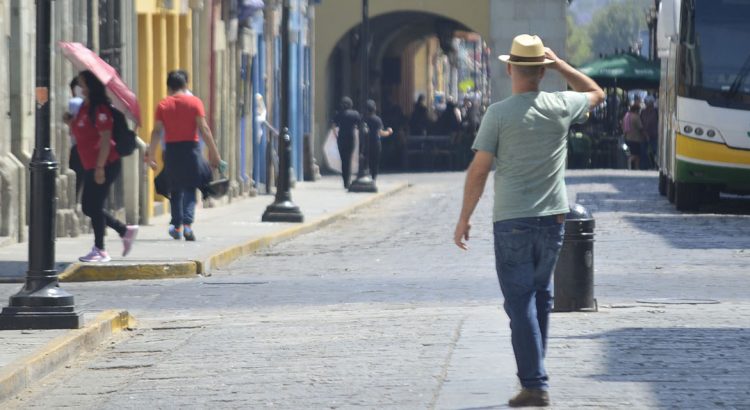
201;281;269;286
636;298;720;305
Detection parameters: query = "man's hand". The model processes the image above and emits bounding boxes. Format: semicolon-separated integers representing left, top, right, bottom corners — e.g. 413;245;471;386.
62;112;73;126
208;149;221;169
144;151;158;170
454;219;472;250
544;47;561;70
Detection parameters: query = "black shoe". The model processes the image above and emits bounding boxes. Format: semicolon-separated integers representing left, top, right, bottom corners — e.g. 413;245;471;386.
183;227;196;241
508;388;550;407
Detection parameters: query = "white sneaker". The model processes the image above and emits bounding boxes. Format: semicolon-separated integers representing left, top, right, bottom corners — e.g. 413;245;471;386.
79;247;111;263
122;225;139;257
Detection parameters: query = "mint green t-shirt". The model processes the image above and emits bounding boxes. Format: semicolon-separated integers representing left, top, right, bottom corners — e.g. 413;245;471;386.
472;91;590;222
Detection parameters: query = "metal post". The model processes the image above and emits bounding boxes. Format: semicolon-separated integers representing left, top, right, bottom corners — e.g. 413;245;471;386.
0;0;82;330
348;0;377;193
262;0;303;223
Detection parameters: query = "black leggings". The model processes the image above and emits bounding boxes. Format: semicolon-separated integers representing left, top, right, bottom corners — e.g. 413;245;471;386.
337;135;355;187
81;160;127;250
369;138;382;180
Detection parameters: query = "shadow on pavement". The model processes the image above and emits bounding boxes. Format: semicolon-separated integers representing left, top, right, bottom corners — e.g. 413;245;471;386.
0;261;71;283
566;173;750;216
571;327;750;409
623;214;750;250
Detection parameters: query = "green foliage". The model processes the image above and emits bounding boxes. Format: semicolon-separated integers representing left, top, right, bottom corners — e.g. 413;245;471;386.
567;0;653;65
567;14;592;66
588;0;648;56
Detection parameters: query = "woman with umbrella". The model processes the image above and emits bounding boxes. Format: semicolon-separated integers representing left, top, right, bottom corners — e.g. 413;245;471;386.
64;70;138;262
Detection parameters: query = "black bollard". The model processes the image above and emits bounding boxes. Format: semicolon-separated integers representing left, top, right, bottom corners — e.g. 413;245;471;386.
348;0;377;193
261;0;303;223
553;204;597;312
0;0;82;330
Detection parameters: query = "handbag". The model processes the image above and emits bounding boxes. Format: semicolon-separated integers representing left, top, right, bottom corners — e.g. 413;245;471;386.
203;160;230;199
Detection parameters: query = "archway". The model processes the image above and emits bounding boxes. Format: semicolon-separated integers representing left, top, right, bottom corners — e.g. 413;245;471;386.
322;11;490;172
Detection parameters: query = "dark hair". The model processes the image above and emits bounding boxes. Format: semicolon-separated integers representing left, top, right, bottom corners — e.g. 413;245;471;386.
69;77;79;94
167;71;187;92
79;70;109;124
366;99;377;115
176;69;189;84
629;104;640;112
341;96;353;110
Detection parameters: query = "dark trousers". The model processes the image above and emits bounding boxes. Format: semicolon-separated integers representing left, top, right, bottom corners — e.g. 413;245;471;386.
69;145;84;197
337;134;354;188
369;138;382;180
81;160;127;250
169;188;197;227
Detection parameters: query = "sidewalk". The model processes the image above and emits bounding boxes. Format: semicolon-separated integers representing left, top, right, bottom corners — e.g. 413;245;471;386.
0;176;408;283
0;175;408;402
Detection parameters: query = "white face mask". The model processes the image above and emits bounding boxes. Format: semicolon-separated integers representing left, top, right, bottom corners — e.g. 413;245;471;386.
74;85;84;98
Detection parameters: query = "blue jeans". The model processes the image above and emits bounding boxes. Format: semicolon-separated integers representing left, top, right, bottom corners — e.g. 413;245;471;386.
493;215;565;390
169;188;197;227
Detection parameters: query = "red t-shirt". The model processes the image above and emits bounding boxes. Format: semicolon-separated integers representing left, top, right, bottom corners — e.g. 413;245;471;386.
72;103;120;171
155;94;206;143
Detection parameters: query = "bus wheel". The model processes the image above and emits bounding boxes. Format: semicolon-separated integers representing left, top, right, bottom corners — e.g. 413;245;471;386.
667;179;676;203
675;182;701;212
658;172;667;196
703;185;721;204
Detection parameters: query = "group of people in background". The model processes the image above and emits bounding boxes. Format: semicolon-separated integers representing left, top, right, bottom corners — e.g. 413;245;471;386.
331;97;394;189
64;69;220;263
330;92;485;187
621;94;659;170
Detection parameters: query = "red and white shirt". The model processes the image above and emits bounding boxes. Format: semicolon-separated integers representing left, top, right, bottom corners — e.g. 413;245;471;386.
72;102;120;171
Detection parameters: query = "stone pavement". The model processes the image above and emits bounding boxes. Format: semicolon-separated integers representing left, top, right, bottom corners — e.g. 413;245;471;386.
1;170;749;409
0;176;407;282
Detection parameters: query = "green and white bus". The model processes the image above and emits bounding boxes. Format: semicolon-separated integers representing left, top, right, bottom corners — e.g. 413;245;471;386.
657;0;750;211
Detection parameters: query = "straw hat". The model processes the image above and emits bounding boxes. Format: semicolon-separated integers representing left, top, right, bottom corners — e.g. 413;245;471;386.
499;34;555;66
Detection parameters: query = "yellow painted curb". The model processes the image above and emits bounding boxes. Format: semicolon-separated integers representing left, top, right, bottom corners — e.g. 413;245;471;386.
203;182;411;272
0;310;135;401
60;261;199;282
56;181;409;281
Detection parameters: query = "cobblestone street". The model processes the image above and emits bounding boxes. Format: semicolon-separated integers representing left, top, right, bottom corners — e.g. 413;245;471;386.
2;170;749;409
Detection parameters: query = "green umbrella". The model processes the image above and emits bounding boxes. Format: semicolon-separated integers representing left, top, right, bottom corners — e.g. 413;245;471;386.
578;53;660;89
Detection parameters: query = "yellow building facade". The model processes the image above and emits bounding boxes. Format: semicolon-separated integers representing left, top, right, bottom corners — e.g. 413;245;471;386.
135;0;193;217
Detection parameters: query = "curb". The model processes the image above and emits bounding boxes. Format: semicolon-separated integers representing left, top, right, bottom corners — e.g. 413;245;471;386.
59;182;410;282
203;182;411;272
60;261;198;282
0;310;135;401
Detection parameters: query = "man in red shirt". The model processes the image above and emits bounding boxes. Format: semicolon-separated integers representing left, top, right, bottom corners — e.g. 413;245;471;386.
146;71;221;241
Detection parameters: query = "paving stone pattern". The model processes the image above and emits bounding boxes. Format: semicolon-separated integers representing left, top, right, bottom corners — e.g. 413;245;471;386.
2;171;749;409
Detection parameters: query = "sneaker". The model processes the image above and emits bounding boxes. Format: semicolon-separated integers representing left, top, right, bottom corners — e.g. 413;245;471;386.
79;247;111;263
168;225;183;240
183;226;196;242
508;388;550;408
121;225;139;257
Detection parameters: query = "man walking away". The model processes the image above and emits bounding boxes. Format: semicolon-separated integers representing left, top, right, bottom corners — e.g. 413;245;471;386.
146;71;222;241
453;34;604;407
364;99;393;181
332;97;360;188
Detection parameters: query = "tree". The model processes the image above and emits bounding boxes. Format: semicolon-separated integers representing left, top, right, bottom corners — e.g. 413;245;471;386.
567;14;592;66
588;0;649;57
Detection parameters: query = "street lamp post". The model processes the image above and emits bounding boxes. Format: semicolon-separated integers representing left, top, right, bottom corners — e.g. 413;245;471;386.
646;4;659;61
348;0;377;193
262;0;304;223
0;0;82;330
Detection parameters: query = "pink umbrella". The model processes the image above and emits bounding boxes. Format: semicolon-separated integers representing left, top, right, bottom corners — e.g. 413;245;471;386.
58;41;142;126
